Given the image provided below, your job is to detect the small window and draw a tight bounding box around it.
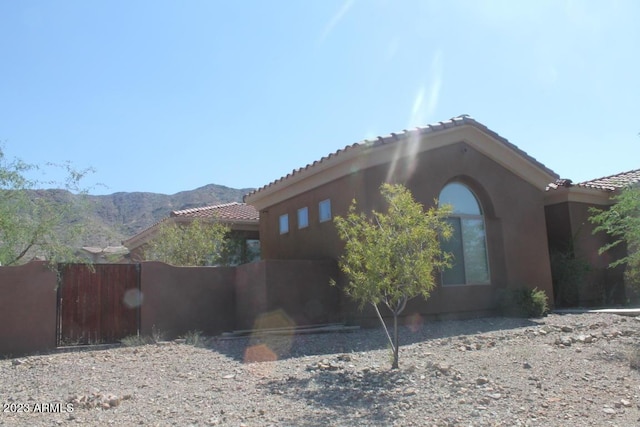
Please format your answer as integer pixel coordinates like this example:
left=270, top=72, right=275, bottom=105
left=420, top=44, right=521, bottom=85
left=319, top=199, right=332, bottom=223
left=279, top=214, right=289, bottom=234
left=298, top=207, right=309, bottom=229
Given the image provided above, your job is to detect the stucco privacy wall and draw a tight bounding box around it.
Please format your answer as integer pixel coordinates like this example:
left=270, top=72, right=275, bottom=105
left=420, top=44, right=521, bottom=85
left=235, top=259, right=341, bottom=330
left=257, top=141, right=554, bottom=318
left=140, top=262, right=236, bottom=339
left=0, top=262, right=57, bottom=357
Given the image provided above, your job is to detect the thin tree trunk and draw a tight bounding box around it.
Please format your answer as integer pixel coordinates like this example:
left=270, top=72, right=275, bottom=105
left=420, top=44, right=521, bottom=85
left=392, top=313, right=399, bottom=369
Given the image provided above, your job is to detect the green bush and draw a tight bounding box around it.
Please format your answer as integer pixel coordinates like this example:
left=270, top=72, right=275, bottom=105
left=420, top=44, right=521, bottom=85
left=181, top=330, right=205, bottom=347
left=499, top=287, right=549, bottom=318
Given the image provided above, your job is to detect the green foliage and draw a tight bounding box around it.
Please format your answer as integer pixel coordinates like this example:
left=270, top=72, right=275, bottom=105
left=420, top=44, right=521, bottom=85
left=549, top=248, right=590, bottom=307
left=590, top=186, right=640, bottom=290
left=499, top=287, right=549, bottom=318
left=181, top=330, right=206, bottom=347
left=142, top=218, right=229, bottom=266
left=120, top=334, right=156, bottom=347
left=121, top=326, right=165, bottom=347
left=332, top=183, right=452, bottom=368
left=0, top=147, right=94, bottom=266
left=220, top=235, right=261, bottom=266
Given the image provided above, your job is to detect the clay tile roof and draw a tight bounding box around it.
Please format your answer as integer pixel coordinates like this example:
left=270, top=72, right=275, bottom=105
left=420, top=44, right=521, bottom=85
left=170, top=202, right=259, bottom=222
left=244, top=115, right=557, bottom=201
left=576, top=169, right=640, bottom=191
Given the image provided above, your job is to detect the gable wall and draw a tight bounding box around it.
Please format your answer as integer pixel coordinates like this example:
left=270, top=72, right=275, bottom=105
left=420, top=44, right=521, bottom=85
left=258, top=141, right=554, bottom=317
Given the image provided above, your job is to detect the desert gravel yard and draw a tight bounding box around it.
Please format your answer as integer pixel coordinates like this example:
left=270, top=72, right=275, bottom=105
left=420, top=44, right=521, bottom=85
left=2, top=312, right=640, bottom=426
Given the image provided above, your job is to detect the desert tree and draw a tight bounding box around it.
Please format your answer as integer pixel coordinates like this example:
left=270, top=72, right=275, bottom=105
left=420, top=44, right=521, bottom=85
left=332, top=183, right=452, bottom=369
left=142, top=218, right=230, bottom=267
left=590, top=185, right=640, bottom=289
left=0, top=146, right=93, bottom=266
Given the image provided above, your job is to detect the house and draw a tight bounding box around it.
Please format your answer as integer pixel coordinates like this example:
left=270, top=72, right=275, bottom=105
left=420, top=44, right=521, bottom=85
left=123, top=202, right=260, bottom=265
left=545, top=169, right=640, bottom=306
left=79, top=245, right=130, bottom=263
left=244, top=115, right=560, bottom=320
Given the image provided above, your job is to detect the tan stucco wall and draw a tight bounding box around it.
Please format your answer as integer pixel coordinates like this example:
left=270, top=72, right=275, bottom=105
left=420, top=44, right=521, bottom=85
left=0, top=262, right=58, bottom=357
left=258, top=142, right=554, bottom=317
left=140, top=262, right=236, bottom=338
left=235, top=260, right=341, bottom=330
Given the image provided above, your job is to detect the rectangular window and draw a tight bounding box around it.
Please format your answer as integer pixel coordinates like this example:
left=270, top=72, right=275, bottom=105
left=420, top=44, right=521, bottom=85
left=297, top=207, right=309, bottom=229
left=442, top=218, right=465, bottom=285
left=319, top=199, right=332, bottom=223
left=279, top=214, right=289, bottom=234
left=441, top=217, right=490, bottom=285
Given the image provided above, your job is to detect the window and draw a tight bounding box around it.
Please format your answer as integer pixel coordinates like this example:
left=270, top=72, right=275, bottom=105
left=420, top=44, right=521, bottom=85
left=319, top=199, right=332, bottom=223
left=297, top=207, right=309, bottom=229
left=439, top=183, right=490, bottom=285
left=279, top=214, right=289, bottom=234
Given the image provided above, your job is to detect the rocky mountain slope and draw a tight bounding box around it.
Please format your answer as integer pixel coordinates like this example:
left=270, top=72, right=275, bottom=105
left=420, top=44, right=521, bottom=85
left=33, top=184, right=254, bottom=247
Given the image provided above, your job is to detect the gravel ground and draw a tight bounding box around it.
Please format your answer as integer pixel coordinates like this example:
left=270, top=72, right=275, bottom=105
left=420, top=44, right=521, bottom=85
left=2, top=312, right=640, bottom=427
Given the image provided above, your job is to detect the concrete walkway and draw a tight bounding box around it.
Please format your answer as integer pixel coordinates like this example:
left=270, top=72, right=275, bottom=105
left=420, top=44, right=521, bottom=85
left=554, top=307, right=640, bottom=317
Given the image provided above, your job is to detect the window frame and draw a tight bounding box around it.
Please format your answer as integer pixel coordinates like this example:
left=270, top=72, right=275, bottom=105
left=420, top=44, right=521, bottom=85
left=439, top=183, right=490, bottom=286
left=318, top=199, right=332, bottom=223
left=297, top=206, right=309, bottom=229
left=279, top=213, right=289, bottom=235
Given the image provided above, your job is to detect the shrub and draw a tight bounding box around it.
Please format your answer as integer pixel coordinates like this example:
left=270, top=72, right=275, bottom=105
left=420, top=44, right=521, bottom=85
left=499, top=287, right=549, bottom=318
left=629, top=346, right=640, bottom=370
left=120, top=326, right=165, bottom=347
left=120, top=335, right=155, bottom=347
left=181, top=330, right=205, bottom=347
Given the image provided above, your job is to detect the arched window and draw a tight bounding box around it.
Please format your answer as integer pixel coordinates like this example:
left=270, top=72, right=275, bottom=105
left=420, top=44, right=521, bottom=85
left=439, top=182, right=490, bottom=285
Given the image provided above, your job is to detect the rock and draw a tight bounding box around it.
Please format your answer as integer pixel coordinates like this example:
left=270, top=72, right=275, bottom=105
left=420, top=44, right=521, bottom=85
left=603, top=407, right=616, bottom=415
left=403, top=387, right=417, bottom=396
left=488, top=393, right=502, bottom=400
left=555, top=336, right=572, bottom=347
left=523, top=362, right=532, bottom=369
left=107, top=395, right=121, bottom=407
left=435, top=363, right=452, bottom=375
left=561, top=326, right=574, bottom=333
left=11, top=359, right=25, bottom=366
left=620, top=399, right=632, bottom=407
left=476, top=377, right=489, bottom=385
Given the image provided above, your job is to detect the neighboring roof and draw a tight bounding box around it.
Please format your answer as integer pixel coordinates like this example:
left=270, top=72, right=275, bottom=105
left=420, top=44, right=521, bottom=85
left=122, top=202, right=259, bottom=250
left=576, top=169, right=640, bottom=191
left=171, top=202, right=259, bottom=221
left=82, top=246, right=129, bottom=255
left=244, top=115, right=559, bottom=209
left=544, top=169, right=640, bottom=206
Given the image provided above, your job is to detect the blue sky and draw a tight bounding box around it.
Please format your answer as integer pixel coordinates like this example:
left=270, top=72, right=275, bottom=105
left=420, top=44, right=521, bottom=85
left=2, top=0, right=639, bottom=195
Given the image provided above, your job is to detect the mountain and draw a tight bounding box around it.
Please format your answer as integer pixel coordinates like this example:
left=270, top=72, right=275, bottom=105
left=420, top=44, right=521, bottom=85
left=35, top=184, right=255, bottom=248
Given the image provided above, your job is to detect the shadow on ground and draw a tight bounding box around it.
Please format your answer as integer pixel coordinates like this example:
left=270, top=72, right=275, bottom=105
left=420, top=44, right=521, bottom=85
left=258, top=365, right=418, bottom=426
left=208, top=315, right=542, bottom=364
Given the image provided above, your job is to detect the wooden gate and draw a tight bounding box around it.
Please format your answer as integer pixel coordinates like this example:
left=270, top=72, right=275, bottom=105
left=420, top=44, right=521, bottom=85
left=57, top=264, right=141, bottom=346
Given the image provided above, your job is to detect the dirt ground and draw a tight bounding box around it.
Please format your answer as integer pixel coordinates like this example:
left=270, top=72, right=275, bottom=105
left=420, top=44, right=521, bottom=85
left=1, top=312, right=640, bottom=426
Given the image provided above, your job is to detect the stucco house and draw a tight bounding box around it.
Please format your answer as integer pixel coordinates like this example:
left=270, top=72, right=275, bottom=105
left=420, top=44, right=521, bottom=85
left=545, top=169, right=640, bottom=306
left=244, top=115, right=561, bottom=320
left=123, top=202, right=260, bottom=265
